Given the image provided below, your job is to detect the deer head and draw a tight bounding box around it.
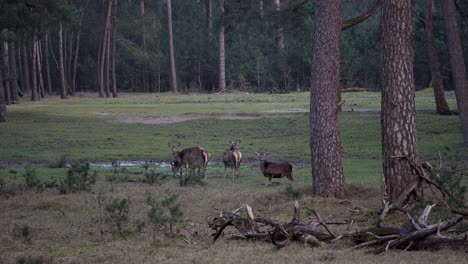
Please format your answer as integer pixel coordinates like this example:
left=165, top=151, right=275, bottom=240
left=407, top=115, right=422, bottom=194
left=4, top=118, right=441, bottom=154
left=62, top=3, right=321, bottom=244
left=255, top=151, right=269, bottom=161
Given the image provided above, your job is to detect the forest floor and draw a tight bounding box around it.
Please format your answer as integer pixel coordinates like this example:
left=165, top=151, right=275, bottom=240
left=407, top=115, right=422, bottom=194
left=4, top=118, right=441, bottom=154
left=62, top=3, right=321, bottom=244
left=0, top=90, right=467, bottom=263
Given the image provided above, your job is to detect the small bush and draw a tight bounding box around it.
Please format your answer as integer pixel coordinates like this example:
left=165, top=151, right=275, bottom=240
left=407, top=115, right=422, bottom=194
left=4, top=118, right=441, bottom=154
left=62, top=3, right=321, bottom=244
left=58, top=162, right=96, bottom=194
left=429, top=164, right=466, bottom=208
left=13, top=223, right=33, bottom=243
left=16, top=256, right=45, bottom=264
left=23, top=167, right=40, bottom=189
left=0, top=178, right=23, bottom=199
left=146, top=193, right=184, bottom=238
left=105, top=198, right=130, bottom=237
left=179, top=175, right=206, bottom=187
left=284, top=185, right=301, bottom=199
left=144, top=170, right=167, bottom=185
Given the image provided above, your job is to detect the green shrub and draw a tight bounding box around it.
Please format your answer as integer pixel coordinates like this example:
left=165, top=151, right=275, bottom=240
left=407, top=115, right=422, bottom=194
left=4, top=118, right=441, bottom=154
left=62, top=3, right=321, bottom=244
left=23, top=167, right=40, bottom=189
left=58, top=162, right=96, bottom=194
left=105, top=198, right=130, bottom=237
left=144, top=170, right=166, bottom=185
left=146, top=193, right=184, bottom=238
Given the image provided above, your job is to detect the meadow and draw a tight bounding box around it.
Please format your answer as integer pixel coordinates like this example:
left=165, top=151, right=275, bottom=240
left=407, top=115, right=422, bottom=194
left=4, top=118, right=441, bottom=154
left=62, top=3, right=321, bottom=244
left=0, top=90, right=467, bottom=263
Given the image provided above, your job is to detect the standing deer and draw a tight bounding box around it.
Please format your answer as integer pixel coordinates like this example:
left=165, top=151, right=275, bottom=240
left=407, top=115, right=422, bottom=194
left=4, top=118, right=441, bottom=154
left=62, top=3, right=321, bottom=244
left=169, top=143, right=210, bottom=179
left=222, top=140, right=243, bottom=179
left=255, top=151, right=294, bottom=184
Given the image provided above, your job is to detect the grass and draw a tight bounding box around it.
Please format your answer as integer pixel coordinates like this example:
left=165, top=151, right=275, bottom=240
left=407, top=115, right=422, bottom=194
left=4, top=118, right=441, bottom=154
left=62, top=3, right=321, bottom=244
left=0, top=91, right=467, bottom=263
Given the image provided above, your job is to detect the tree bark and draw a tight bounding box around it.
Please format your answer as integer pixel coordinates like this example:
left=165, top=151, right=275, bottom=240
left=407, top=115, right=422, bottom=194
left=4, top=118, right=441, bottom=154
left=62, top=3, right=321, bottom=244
left=100, top=0, right=113, bottom=98
left=59, top=23, right=67, bottom=99
left=111, top=0, right=118, bottom=98
left=97, top=34, right=104, bottom=97
left=167, top=0, right=178, bottom=92
left=8, top=41, right=20, bottom=102
left=45, top=32, right=52, bottom=94
left=381, top=0, right=419, bottom=203
left=274, top=0, right=285, bottom=50
left=0, top=70, right=6, bottom=122
left=105, top=1, right=112, bottom=98
left=310, top=0, right=345, bottom=198
left=259, top=0, right=264, bottom=17
left=441, top=0, right=468, bottom=145
left=22, top=42, right=31, bottom=94
left=218, top=0, right=226, bottom=92
left=31, top=36, right=39, bottom=101
left=67, top=31, right=74, bottom=95
left=206, top=0, right=213, bottom=40
left=72, top=0, right=91, bottom=94
left=3, top=36, right=11, bottom=105
left=16, top=40, right=24, bottom=95
left=140, top=0, right=149, bottom=93
left=425, top=0, right=451, bottom=115
left=37, top=40, right=45, bottom=98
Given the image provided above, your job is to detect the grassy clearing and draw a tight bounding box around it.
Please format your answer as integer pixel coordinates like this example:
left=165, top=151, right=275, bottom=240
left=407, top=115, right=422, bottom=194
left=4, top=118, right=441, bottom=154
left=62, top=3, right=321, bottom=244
left=0, top=91, right=467, bottom=263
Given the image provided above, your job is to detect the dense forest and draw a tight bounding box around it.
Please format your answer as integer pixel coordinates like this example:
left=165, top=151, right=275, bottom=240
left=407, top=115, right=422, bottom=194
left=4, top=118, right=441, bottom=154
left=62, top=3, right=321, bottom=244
left=0, top=0, right=467, bottom=100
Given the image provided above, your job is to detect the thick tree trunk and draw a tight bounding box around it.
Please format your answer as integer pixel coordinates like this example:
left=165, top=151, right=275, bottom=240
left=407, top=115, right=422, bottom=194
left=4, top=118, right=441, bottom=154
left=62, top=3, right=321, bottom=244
left=259, top=0, right=264, bottom=17
left=105, top=4, right=112, bottom=98
left=59, top=24, right=67, bottom=99
left=8, top=41, right=19, bottom=102
left=167, top=0, right=178, bottom=92
left=22, top=42, right=31, bottom=94
left=206, top=0, right=213, bottom=40
left=310, top=0, right=345, bottom=198
left=111, top=0, right=118, bottom=98
left=218, top=0, right=226, bottom=92
left=441, top=0, right=468, bottom=145
left=72, top=0, right=91, bottom=94
left=3, top=37, right=11, bottom=105
left=100, top=0, right=113, bottom=98
left=31, top=37, right=39, bottom=101
left=16, top=40, right=24, bottom=95
left=381, top=0, right=419, bottom=203
left=45, top=32, right=52, bottom=94
left=425, top=0, right=451, bottom=115
left=97, top=34, right=104, bottom=97
left=37, top=40, right=45, bottom=98
left=274, top=0, right=285, bottom=50
left=0, top=70, right=6, bottom=121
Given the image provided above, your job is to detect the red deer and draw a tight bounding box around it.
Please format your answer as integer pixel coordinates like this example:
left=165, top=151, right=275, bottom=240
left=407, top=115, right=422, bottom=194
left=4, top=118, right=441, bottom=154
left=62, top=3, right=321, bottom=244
left=169, top=143, right=210, bottom=179
left=255, top=151, right=294, bottom=184
left=222, top=140, right=243, bottom=179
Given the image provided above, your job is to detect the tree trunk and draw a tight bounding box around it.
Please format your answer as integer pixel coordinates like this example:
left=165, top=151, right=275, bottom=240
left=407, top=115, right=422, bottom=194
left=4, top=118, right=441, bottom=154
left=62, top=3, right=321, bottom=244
left=381, top=0, right=419, bottom=203
left=441, top=0, right=468, bottom=145
left=31, top=37, right=39, bottom=101
left=259, top=0, right=264, bottom=17
left=59, top=23, right=67, bottom=99
left=37, top=40, right=45, bottom=98
left=16, top=40, right=24, bottom=96
left=45, top=32, right=52, bottom=94
left=100, top=0, right=113, bottom=98
left=112, top=0, right=118, bottom=98
left=0, top=70, right=6, bottom=122
left=140, top=0, right=148, bottom=93
left=218, top=0, right=226, bottom=92
left=167, top=0, right=178, bottom=92
left=8, top=41, right=19, bottom=102
left=206, top=0, right=213, bottom=40
left=22, top=42, right=31, bottom=94
left=105, top=2, right=112, bottom=98
left=425, top=0, right=451, bottom=115
left=72, top=0, right=91, bottom=94
left=310, top=0, right=344, bottom=198
left=97, top=34, right=104, bottom=97
left=65, top=31, right=73, bottom=95
left=274, top=0, right=285, bottom=50
left=3, top=36, right=11, bottom=105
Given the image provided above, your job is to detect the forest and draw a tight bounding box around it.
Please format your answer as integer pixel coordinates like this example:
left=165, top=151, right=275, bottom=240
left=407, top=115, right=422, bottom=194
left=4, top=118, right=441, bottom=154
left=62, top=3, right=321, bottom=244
left=0, top=0, right=468, bottom=263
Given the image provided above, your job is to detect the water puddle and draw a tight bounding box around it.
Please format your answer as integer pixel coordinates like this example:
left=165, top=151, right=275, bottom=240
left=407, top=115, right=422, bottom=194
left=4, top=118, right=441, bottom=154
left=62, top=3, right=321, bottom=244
left=89, top=160, right=172, bottom=168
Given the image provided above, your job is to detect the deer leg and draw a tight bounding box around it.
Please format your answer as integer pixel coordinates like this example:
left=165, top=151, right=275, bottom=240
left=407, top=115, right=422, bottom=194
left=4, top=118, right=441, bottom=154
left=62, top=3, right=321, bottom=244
left=232, top=167, right=235, bottom=180
left=268, top=175, right=272, bottom=185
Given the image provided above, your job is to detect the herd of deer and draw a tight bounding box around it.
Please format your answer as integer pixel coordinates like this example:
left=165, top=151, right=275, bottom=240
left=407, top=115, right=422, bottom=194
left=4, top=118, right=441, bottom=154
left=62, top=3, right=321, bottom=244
left=168, top=141, right=294, bottom=184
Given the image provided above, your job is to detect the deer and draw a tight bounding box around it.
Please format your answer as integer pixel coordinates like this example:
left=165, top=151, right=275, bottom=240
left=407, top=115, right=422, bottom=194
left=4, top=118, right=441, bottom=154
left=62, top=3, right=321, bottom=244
left=168, top=143, right=210, bottom=179
left=255, top=151, right=294, bottom=185
left=222, top=140, right=243, bottom=179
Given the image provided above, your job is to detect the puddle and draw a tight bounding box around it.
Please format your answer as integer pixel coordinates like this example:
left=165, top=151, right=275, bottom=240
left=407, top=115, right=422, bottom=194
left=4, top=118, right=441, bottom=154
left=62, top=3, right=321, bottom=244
left=89, top=160, right=172, bottom=168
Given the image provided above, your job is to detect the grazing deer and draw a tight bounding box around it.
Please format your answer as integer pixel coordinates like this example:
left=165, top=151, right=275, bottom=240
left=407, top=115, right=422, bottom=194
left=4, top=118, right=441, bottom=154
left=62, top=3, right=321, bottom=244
left=168, top=143, right=210, bottom=179
left=223, top=140, right=243, bottom=179
left=255, top=151, right=294, bottom=184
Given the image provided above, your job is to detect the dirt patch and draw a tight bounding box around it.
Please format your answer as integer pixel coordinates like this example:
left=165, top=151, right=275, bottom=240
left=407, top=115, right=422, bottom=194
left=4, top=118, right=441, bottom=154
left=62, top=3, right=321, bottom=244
left=263, top=108, right=308, bottom=113
left=117, top=114, right=265, bottom=125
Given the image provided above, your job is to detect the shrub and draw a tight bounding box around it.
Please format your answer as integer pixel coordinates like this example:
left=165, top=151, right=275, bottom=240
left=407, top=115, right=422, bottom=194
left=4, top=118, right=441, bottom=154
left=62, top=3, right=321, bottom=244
left=144, top=170, right=166, bottom=185
left=105, top=198, right=130, bottom=237
left=58, top=162, right=96, bottom=194
left=13, top=223, right=33, bottom=243
left=47, top=154, right=70, bottom=168
left=23, top=167, right=40, bottom=189
left=0, top=178, right=23, bottom=199
left=146, top=193, right=183, bottom=238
